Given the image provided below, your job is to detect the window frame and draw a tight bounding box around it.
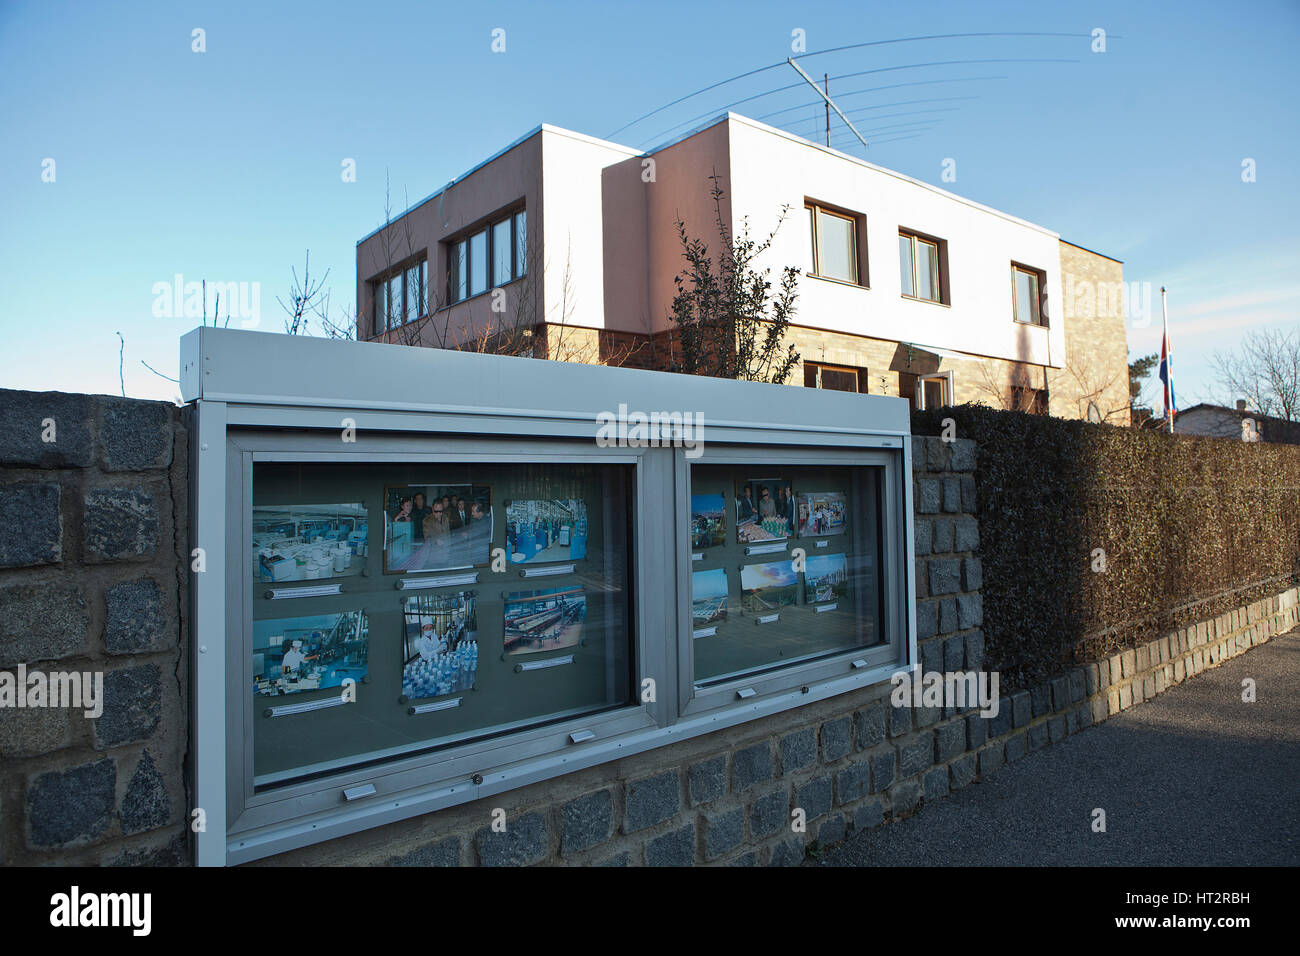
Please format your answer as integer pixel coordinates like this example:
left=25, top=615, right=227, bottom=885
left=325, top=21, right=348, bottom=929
left=805, top=200, right=867, bottom=287
left=445, top=206, right=527, bottom=306
left=804, top=361, right=864, bottom=393
left=372, top=257, right=427, bottom=333
left=915, top=371, right=954, bottom=411
left=1011, top=262, right=1048, bottom=327
left=899, top=228, right=949, bottom=305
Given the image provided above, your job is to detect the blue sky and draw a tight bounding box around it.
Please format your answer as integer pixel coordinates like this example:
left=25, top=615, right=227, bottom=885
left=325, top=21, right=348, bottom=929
left=1, top=0, right=1296, bottom=406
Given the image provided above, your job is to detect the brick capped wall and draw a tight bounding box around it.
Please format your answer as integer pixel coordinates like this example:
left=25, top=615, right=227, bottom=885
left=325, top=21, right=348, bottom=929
left=0, top=389, right=190, bottom=865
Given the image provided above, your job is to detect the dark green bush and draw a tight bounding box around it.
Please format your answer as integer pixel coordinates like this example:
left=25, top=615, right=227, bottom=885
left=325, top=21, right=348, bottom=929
left=913, top=405, right=1300, bottom=688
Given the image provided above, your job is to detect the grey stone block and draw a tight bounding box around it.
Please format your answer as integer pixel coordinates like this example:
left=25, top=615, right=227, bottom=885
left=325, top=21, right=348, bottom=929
left=0, top=391, right=94, bottom=468
left=1048, top=714, right=1067, bottom=744
left=1074, top=702, right=1093, bottom=730
left=944, top=634, right=965, bottom=671
left=953, top=516, right=980, bottom=552
left=83, top=487, right=159, bottom=562
left=949, top=439, right=976, bottom=472
left=854, top=702, right=886, bottom=751
left=959, top=473, right=977, bottom=512
left=820, top=717, right=852, bottom=763
left=727, top=852, right=757, bottom=867
left=780, top=728, right=816, bottom=774
left=768, top=835, right=805, bottom=867
left=688, top=754, right=727, bottom=806
left=749, top=788, right=788, bottom=837
left=890, top=779, right=923, bottom=817
left=104, top=577, right=167, bottom=654
left=949, top=752, right=977, bottom=790
left=475, top=811, right=547, bottom=867
left=854, top=798, right=884, bottom=831
left=941, top=477, right=961, bottom=513
left=732, top=741, right=773, bottom=791
left=915, top=704, right=942, bottom=729
left=0, top=582, right=89, bottom=665
left=920, top=638, right=942, bottom=674
left=916, top=600, right=938, bottom=640
left=913, top=518, right=932, bottom=556
left=966, top=712, right=987, bottom=750
left=388, top=837, right=460, bottom=866
left=1050, top=676, right=1071, bottom=711
left=939, top=599, right=958, bottom=635
left=1004, top=732, right=1027, bottom=763
left=964, top=629, right=985, bottom=672
left=922, top=767, right=949, bottom=800
left=929, top=558, right=961, bottom=596
left=95, top=665, right=162, bottom=748
left=624, top=771, right=681, bottom=833
left=916, top=478, right=941, bottom=513
left=835, top=762, right=869, bottom=805
left=934, top=720, right=966, bottom=763
left=703, top=807, right=744, bottom=861
left=957, top=594, right=983, bottom=630
left=930, top=518, right=954, bottom=553
left=888, top=701, right=912, bottom=737
left=816, top=813, right=847, bottom=846
left=899, top=735, right=933, bottom=777
left=962, top=557, right=982, bottom=592
left=910, top=436, right=925, bottom=470
left=869, top=750, right=895, bottom=793
left=1011, top=691, right=1032, bottom=728
left=120, top=751, right=170, bottom=835
left=987, top=703, right=1013, bottom=738
left=99, top=398, right=172, bottom=471
left=977, top=742, right=1004, bottom=777
left=1030, top=683, right=1051, bottom=718
left=561, top=788, right=614, bottom=854
left=646, top=824, right=695, bottom=866
left=925, top=436, right=951, bottom=471
left=795, top=775, right=833, bottom=821
left=0, top=705, right=80, bottom=758
left=26, top=758, right=116, bottom=848
left=0, top=482, right=62, bottom=568
left=1027, top=722, right=1048, bottom=752
left=1069, top=669, right=1086, bottom=703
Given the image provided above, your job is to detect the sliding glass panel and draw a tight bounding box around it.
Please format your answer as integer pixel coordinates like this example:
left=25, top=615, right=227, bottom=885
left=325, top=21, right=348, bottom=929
left=816, top=210, right=857, bottom=283
left=689, top=464, right=884, bottom=686
left=250, top=459, right=636, bottom=787
left=1014, top=269, right=1038, bottom=324
left=514, top=210, right=527, bottom=276
left=493, top=218, right=513, bottom=286
left=469, top=230, right=488, bottom=297
left=451, top=241, right=468, bottom=303
left=898, top=235, right=915, bottom=297
left=917, top=240, right=939, bottom=301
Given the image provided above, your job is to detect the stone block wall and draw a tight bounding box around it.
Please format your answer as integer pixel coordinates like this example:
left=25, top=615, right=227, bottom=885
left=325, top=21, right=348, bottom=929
left=0, top=389, right=190, bottom=865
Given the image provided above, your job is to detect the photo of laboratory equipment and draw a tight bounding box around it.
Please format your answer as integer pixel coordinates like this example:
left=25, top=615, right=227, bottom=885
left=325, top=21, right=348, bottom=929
left=505, top=499, right=588, bottom=564
left=252, top=503, right=368, bottom=583
left=503, top=585, right=586, bottom=655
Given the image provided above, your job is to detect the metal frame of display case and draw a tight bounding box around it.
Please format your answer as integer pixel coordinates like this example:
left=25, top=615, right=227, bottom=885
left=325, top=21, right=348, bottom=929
left=182, top=327, right=916, bottom=866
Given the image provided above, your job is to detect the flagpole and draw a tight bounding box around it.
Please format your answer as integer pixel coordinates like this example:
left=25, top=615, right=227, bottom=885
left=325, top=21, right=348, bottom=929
left=1161, top=286, right=1172, bottom=434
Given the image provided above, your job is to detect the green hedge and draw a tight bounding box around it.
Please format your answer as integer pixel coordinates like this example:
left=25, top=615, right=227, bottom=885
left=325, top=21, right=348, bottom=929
left=913, top=405, right=1300, bottom=688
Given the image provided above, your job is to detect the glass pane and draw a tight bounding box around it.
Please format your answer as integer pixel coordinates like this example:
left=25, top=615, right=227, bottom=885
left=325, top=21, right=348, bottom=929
left=1015, top=269, right=1037, bottom=324
left=493, top=219, right=513, bottom=286
left=923, top=379, right=945, bottom=409
left=917, top=240, right=939, bottom=301
left=469, top=230, right=488, bottom=297
left=451, top=241, right=467, bottom=302
left=816, top=210, right=856, bottom=282
left=388, top=275, right=403, bottom=325
left=690, top=464, right=883, bottom=685
left=806, top=207, right=816, bottom=273
left=251, top=459, right=635, bottom=785
left=405, top=265, right=421, bottom=320
left=374, top=281, right=387, bottom=332
left=820, top=368, right=858, bottom=392
left=515, top=210, right=527, bottom=276
left=899, top=235, right=915, bottom=297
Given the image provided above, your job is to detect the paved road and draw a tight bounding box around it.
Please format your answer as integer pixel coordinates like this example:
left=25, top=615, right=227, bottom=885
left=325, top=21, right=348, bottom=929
left=815, top=629, right=1300, bottom=866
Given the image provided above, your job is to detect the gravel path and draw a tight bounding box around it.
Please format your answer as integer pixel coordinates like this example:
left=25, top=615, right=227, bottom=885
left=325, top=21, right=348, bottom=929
left=814, top=629, right=1300, bottom=866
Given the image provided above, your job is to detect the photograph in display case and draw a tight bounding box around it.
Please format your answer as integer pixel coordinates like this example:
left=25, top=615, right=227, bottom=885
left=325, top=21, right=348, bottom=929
left=252, top=502, right=368, bottom=582
left=797, top=492, right=847, bottom=538
left=736, top=477, right=794, bottom=542
left=503, top=585, right=587, bottom=655
left=691, top=493, right=727, bottom=549
left=505, top=499, right=588, bottom=564
left=252, top=610, right=369, bottom=697
left=402, top=591, right=479, bottom=700
left=804, top=553, right=849, bottom=603
left=383, top=484, right=492, bottom=573
left=740, top=560, right=798, bottom=614
left=691, top=568, right=729, bottom=626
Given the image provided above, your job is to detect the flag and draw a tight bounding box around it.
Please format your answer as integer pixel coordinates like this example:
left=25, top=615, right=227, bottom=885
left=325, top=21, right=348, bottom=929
left=1159, top=288, right=1176, bottom=429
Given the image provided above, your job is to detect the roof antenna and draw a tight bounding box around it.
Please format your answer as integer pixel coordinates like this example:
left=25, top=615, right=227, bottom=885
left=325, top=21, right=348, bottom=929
left=787, top=57, right=868, bottom=148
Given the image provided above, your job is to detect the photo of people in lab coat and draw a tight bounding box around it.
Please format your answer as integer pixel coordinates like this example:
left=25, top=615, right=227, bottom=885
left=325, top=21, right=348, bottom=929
left=384, top=483, right=493, bottom=573
left=401, top=590, right=478, bottom=700
left=252, top=610, right=370, bottom=697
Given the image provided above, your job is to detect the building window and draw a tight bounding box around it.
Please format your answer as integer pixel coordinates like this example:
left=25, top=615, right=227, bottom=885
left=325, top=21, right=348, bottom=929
left=447, top=207, right=527, bottom=305
left=899, top=230, right=947, bottom=304
left=1012, top=263, right=1047, bottom=326
left=373, top=259, right=427, bottom=333
left=805, top=202, right=863, bottom=284
left=916, top=372, right=952, bottom=410
left=1011, top=385, right=1048, bottom=414
left=804, top=362, right=863, bottom=393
